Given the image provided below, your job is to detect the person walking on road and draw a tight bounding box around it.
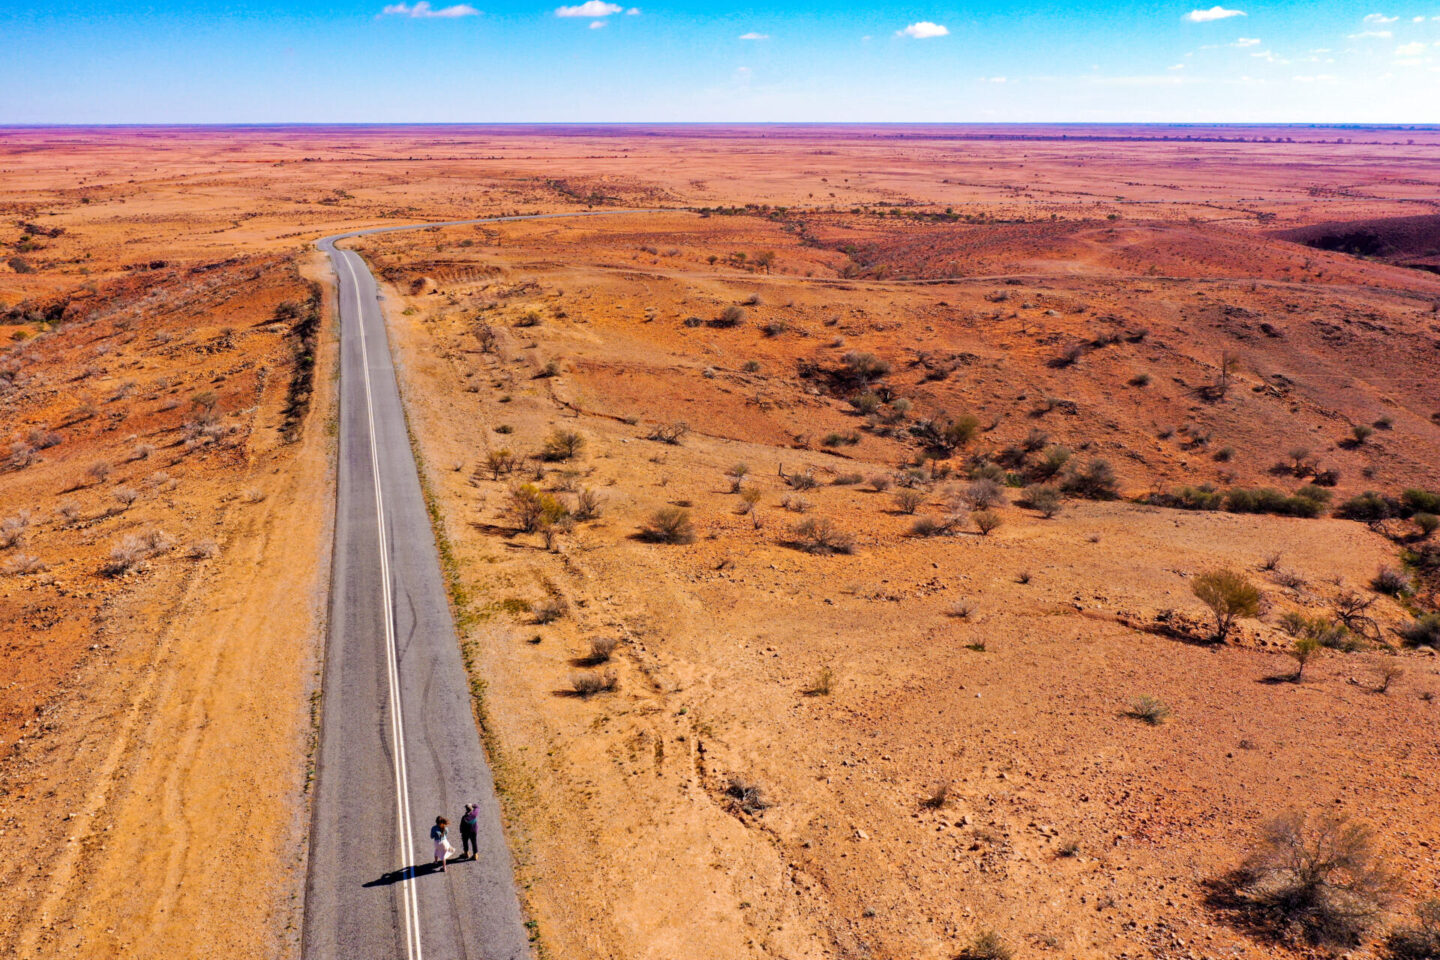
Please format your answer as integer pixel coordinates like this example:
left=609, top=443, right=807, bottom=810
left=431, top=816, right=454, bottom=871
left=459, top=803, right=479, bottom=861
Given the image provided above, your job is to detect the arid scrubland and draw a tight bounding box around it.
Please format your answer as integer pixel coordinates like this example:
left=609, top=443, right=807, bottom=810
left=3, top=125, right=1440, bottom=958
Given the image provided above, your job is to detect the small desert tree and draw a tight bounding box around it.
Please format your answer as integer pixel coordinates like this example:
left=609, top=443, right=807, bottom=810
left=1288, top=635, right=1321, bottom=682
left=1191, top=568, right=1262, bottom=643
left=541, top=429, right=585, bottom=462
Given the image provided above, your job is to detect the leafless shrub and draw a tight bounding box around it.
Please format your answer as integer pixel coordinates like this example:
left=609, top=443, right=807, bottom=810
left=1373, top=662, right=1404, bottom=694
left=648, top=421, right=689, bottom=445
left=781, top=495, right=811, bottom=513
left=0, top=511, right=30, bottom=549
left=5, top=442, right=38, bottom=470
left=102, top=536, right=149, bottom=576
left=28, top=429, right=62, bottom=450
left=472, top=322, right=499, bottom=353
left=186, top=540, right=220, bottom=560
left=641, top=507, right=696, bottom=544
left=130, top=443, right=155, bottom=461
left=570, top=669, right=618, bottom=697
left=966, top=479, right=1005, bottom=510
left=111, top=486, right=140, bottom=510
left=894, top=488, right=926, bottom=514
left=1261, top=551, right=1283, bottom=572
left=483, top=448, right=518, bottom=479
left=572, top=487, right=603, bottom=520
left=869, top=474, right=892, bottom=493
left=920, top=781, right=950, bottom=809
left=783, top=468, right=818, bottom=491
left=910, top=511, right=964, bottom=537
left=714, top=305, right=746, bottom=327
left=534, top=597, right=569, bottom=624
left=584, top=636, right=619, bottom=664
left=947, top=602, right=973, bottom=619
left=804, top=665, right=834, bottom=696
left=86, top=460, right=111, bottom=484
left=139, top=528, right=175, bottom=554
left=956, top=930, right=1012, bottom=960
left=1387, top=899, right=1440, bottom=960
left=724, top=775, right=770, bottom=814
left=3, top=554, right=45, bottom=576
left=1225, top=810, right=1395, bottom=947
left=1371, top=566, right=1411, bottom=597
left=57, top=502, right=81, bottom=524
left=792, top=516, right=855, bottom=555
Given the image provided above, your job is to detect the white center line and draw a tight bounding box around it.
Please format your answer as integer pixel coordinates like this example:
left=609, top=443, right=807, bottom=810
left=342, top=250, right=424, bottom=960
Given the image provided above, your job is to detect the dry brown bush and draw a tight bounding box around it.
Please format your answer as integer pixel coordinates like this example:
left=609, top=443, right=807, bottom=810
left=792, top=516, right=855, bottom=555
left=570, top=669, right=618, bottom=697
left=1225, top=810, right=1395, bottom=948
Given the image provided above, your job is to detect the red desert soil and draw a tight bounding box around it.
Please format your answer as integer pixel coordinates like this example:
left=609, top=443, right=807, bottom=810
left=2, top=124, right=1439, bottom=959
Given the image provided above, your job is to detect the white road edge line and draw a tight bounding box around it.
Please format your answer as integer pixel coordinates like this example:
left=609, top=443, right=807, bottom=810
left=342, top=250, right=424, bottom=960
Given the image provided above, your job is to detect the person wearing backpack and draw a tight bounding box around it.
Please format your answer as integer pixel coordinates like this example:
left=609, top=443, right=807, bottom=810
left=459, top=803, right=479, bottom=861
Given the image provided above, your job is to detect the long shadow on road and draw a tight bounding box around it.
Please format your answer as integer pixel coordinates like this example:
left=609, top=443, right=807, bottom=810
left=362, top=859, right=476, bottom=888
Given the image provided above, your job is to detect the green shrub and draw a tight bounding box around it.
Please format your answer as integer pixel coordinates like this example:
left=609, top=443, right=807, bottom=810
left=641, top=507, right=696, bottom=544
left=1128, top=695, right=1171, bottom=725
left=1336, top=491, right=1393, bottom=523
left=1061, top=458, right=1119, bottom=500
left=541, top=429, right=585, bottom=461
left=1191, top=568, right=1262, bottom=642
left=1399, top=613, right=1440, bottom=647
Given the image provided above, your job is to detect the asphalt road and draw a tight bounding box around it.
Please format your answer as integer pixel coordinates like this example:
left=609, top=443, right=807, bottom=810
left=305, top=211, right=667, bottom=959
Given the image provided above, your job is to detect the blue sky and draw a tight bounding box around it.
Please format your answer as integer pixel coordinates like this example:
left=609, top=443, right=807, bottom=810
left=2, top=0, right=1437, bottom=122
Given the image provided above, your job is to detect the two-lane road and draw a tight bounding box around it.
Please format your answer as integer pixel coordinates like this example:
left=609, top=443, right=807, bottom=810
left=303, top=234, right=530, bottom=960
left=305, top=211, right=664, bottom=959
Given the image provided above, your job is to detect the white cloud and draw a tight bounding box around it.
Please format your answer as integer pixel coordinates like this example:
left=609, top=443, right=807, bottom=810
left=1185, top=6, right=1245, bottom=21
left=380, top=1, right=479, bottom=16
left=1251, top=49, right=1290, bottom=62
left=555, top=0, right=621, bottom=16
left=1233, top=36, right=1261, bottom=45
left=1413, top=15, right=1426, bottom=21
left=1168, top=62, right=1186, bottom=69
left=1363, top=12, right=1398, bottom=22
left=897, top=21, right=949, bottom=38
left=589, top=19, right=605, bottom=27
left=1349, top=29, right=1394, bottom=37
left=979, top=75, right=1007, bottom=82
left=738, top=31, right=769, bottom=39
left=626, top=7, right=639, bottom=13
left=1396, top=40, right=1428, bottom=54
left=1292, top=73, right=1339, bottom=81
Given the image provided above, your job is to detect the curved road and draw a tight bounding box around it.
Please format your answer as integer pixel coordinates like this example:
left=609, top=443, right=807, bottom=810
left=304, top=212, right=666, bottom=960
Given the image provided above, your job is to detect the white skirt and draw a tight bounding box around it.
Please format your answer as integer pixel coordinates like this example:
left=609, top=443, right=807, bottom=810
left=435, top=837, right=454, bottom=859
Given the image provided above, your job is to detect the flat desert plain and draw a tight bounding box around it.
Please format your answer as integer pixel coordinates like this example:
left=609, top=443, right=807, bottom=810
left=2, top=125, right=1439, bottom=960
